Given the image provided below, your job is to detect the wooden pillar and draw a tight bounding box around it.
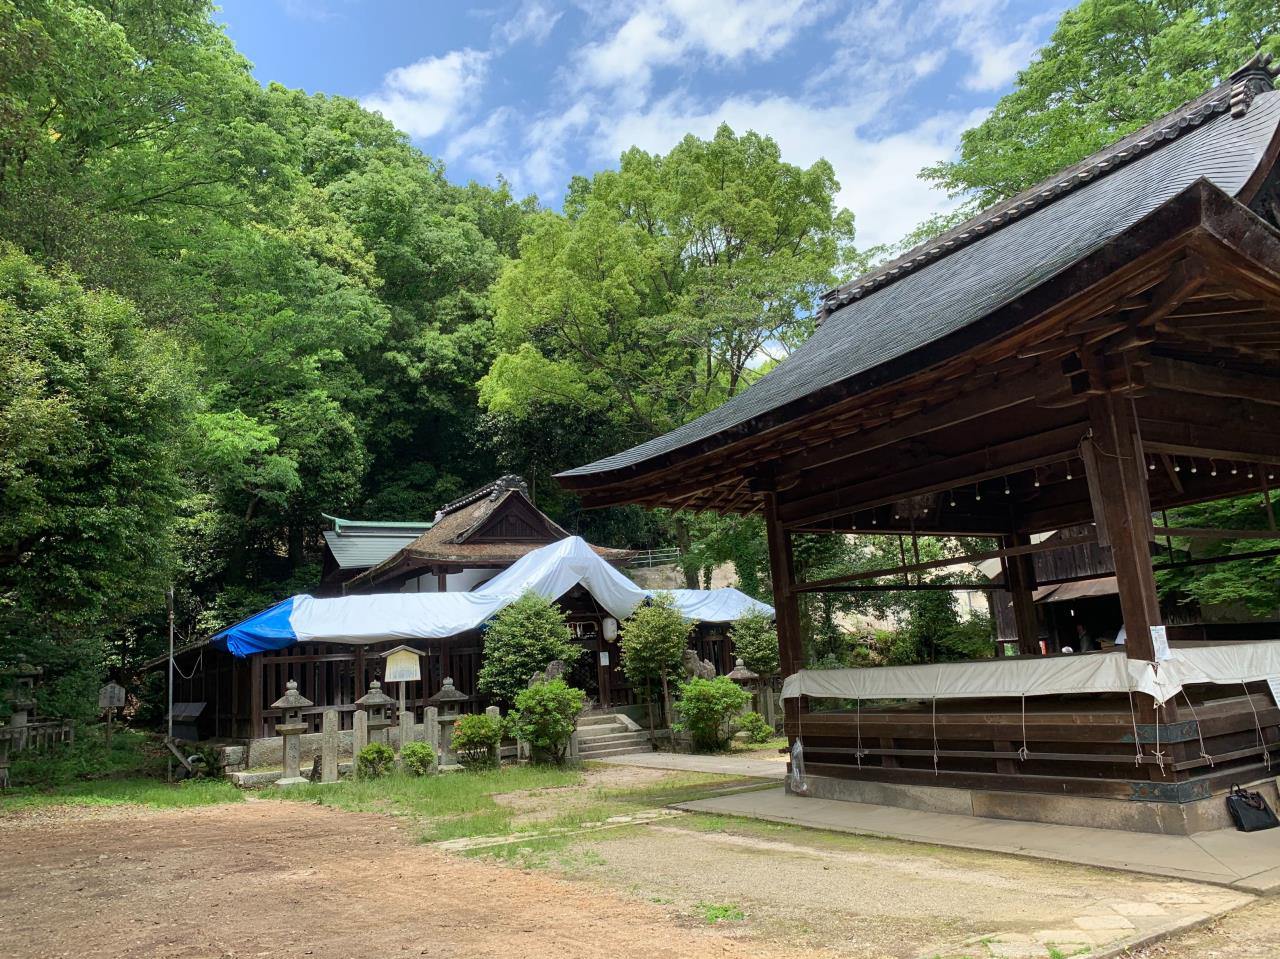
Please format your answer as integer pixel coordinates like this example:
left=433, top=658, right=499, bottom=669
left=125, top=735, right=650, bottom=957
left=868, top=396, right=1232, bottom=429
left=1084, top=392, right=1159, bottom=662
left=764, top=491, right=805, bottom=731
left=249, top=654, right=264, bottom=739
left=1003, top=533, right=1041, bottom=655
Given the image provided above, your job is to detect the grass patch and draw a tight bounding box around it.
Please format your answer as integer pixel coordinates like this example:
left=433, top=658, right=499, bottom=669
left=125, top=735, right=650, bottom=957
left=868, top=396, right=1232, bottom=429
left=1, top=727, right=242, bottom=812
left=731, top=736, right=787, bottom=754
left=697, top=902, right=745, bottom=924
left=1, top=776, right=241, bottom=811
left=269, top=764, right=583, bottom=841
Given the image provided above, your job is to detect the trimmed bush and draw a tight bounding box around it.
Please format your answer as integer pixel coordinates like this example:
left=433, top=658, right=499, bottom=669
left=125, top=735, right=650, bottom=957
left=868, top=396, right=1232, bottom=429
left=452, top=713, right=504, bottom=768
left=400, top=741, right=437, bottom=776
left=734, top=711, right=773, bottom=744
left=509, top=679, right=586, bottom=765
left=356, top=742, right=395, bottom=778
left=477, top=593, right=580, bottom=707
left=729, top=610, right=779, bottom=676
left=675, top=676, right=751, bottom=751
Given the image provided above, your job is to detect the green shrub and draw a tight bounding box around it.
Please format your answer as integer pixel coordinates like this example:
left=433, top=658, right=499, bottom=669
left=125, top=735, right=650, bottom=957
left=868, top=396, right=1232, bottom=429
left=730, top=611, right=779, bottom=676
left=400, top=741, right=437, bottom=776
left=675, top=676, right=752, bottom=751
left=452, top=713, right=504, bottom=768
left=477, top=593, right=581, bottom=707
left=509, top=679, right=586, bottom=765
left=356, top=742, right=395, bottom=778
left=734, top=711, right=773, bottom=744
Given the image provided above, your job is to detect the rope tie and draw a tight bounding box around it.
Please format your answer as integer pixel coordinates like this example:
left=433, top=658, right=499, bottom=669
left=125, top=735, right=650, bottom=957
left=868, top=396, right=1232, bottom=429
left=1180, top=690, right=1214, bottom=768
left=931, top=698, right=939, bottom=775
left=1151, top=701, right=1168, bottom=776
left=855, top=698, right=864, bottom=767
left=1017, top=694, right=1030, bottom=762
left=1126, top=688, right=1144, bottom=767
left=1243, top=683, right=1272, bottom=771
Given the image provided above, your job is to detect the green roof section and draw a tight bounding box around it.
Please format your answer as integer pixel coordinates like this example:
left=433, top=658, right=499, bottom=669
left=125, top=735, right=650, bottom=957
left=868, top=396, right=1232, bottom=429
left=321, top=513, right=435, bottom=570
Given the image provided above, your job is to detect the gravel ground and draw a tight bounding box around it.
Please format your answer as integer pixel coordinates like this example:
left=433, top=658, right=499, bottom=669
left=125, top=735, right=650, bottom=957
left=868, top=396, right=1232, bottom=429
left=1122, top=895, right=1280, bottom=959
left=531, top=818, right=1246, bottom=959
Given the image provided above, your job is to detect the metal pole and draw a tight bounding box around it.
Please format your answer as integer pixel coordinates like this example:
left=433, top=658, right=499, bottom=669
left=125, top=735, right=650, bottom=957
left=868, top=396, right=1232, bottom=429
left=167, top=587, right=175, bottom=783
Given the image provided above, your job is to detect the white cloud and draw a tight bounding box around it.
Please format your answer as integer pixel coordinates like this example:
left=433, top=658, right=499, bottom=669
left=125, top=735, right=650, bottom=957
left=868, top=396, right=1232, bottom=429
left=494, top=0, right=563, bottom=47
left=362, top=49, right=491, bottom=139
left=574, top=0, right=826, bottom=93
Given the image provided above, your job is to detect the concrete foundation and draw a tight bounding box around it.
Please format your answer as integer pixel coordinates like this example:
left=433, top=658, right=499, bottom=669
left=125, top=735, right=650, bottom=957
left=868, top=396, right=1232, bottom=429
left=793, top=772, right=1280, bottom=836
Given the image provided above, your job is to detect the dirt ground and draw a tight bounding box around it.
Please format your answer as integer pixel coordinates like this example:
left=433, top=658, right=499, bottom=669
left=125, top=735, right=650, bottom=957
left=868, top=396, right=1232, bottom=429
left=531, top=817, right=1250, bottom=958
left=1124, top=896, right=1280, bottom=959
left=0, top=799, right=795, bottom=959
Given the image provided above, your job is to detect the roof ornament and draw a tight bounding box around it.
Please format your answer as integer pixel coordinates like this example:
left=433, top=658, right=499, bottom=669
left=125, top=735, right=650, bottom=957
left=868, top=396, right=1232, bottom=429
left=1230, top=51, right=1279, bottom=118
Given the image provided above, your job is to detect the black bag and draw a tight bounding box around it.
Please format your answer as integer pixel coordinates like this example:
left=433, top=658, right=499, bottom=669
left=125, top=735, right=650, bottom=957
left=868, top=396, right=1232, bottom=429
left=1226, top=783, right=1280, bottom=832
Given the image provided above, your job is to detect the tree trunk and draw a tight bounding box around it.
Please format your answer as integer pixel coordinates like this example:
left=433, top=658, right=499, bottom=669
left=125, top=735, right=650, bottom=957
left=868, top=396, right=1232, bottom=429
left=672, top=515, right=698, bottom=589
left=660, top=672, right=672, bottom=738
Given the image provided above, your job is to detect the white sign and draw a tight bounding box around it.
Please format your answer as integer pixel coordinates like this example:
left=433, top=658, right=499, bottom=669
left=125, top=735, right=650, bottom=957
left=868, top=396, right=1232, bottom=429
left=98, top=681, right=125, bottom=708
left=383, top=648, right=422, bottom=683
left=598, top=651, right=610, bottom=667
left=1267, top=677, right=1280, bottom=708
left=1152, top=625, right=1172, bottom=662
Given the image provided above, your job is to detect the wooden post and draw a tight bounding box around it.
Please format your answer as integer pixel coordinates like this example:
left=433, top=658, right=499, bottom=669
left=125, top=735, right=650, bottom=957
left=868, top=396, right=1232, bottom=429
left=764, top=491, right=804, bottom=732
left=1003, top=533, right=1041, bottom=655
left=250, top=655, right=264, bottom=739
left=1085, top=393, right=1160, bottom=663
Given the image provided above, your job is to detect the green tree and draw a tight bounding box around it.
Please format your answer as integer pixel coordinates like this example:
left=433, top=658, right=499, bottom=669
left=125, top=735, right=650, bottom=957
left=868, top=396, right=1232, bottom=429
left=674, top=676, right=751, bottom=752
left=730, top=611, right=779, bottom=677
left=619, top=593, right=692, bottom=732
left=476, top=593, right=580, bottom=708
left=0, top=245, right=197, bottom=717
left=1157, top=493, right=1280, bottom=617
left=509, top=678, right=586, bottom=765
left=922, top=0, right=1280, bottom=211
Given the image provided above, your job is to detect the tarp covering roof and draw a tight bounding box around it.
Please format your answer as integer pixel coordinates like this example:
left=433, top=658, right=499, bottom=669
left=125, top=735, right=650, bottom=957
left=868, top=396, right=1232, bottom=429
left=781, top=641, right=1280, bottom=706
left=212, top=536, right=773, bottom=657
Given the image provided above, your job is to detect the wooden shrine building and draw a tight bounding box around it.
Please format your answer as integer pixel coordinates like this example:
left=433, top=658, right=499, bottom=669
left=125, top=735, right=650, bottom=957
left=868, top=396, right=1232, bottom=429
left=344, top=474, right=633, bottom=594
left=559, top=57, right=1280, bottom=832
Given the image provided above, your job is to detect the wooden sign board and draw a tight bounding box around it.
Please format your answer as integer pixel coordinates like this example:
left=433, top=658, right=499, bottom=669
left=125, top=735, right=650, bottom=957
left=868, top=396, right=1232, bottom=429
left=98, top=681, right=126, bottom=709
left=383, top=648, right=422, bottom=684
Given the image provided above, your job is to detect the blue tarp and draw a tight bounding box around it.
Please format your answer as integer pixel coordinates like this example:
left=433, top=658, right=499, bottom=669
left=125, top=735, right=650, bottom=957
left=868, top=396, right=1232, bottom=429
left=211, top=536, right=773, bottom=657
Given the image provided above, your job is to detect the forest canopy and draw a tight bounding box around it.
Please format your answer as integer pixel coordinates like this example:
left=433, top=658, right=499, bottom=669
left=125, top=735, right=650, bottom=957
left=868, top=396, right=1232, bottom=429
left=1, top=0, right=1276, bottom=716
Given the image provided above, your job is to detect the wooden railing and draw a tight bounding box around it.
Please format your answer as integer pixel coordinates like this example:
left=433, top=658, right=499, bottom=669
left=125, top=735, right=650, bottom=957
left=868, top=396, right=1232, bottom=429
left=0, top=719, right=75, bottom=753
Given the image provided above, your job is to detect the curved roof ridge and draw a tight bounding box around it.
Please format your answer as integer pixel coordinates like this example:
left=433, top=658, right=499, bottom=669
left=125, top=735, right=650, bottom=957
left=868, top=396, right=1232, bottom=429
left=820, top=83, right=1237, bottom=320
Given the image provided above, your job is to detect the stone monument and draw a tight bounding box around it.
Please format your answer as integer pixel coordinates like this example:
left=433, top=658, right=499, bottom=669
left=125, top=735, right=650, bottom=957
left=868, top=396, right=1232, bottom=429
left=320, top=708, right=340, bottom=783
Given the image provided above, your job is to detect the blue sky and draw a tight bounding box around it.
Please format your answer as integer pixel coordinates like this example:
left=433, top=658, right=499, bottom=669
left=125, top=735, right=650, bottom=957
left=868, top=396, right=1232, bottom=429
left=218, top=0, right=1065, bottom=247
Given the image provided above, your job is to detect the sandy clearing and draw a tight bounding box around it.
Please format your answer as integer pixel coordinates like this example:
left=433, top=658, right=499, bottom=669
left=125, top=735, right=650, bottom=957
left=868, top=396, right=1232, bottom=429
left=0, top=800, right=800, bottom=959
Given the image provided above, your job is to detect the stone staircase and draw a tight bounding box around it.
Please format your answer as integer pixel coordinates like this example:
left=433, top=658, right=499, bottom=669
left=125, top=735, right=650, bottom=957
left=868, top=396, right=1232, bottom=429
left=575, top=713, right=653, bottom=760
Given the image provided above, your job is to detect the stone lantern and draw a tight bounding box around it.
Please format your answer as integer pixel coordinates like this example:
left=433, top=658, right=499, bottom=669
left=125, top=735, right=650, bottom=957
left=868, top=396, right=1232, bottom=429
left=2, top=657, right=41, bottom=752
left=356, top=678, right=395, bottom=744
left=425, top=677, right=469, bottom=767
left=726, top=657, right=764, bottom=724
left=271, top=679, right=313, bottom=787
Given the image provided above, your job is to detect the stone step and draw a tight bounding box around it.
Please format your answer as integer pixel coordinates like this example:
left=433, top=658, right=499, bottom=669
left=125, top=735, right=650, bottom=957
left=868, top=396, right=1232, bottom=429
left=577, top=714, right=625, bottom=727
left=578, top=743, right=653, bottom=759
left=577, top=731, right=650, bottom=748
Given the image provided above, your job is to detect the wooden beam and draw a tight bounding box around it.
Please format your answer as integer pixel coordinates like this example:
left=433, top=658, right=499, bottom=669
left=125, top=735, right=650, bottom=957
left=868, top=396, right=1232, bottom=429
left=1004, top=532, right=1041, bottom=655
left=1084, top=393, right=1160, bottom=664
left=778, top=422, right=1087, bottom=529
left=792, top=532, right=1095, bottom=592
left=1145, top=356, right=1280, bottom=408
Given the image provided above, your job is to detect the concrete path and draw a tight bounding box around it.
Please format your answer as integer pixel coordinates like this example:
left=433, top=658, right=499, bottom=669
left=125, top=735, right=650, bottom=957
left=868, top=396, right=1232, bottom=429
left=675, top=787, right=1280, bottom=893
left=594, top=750, right=787, bottom=779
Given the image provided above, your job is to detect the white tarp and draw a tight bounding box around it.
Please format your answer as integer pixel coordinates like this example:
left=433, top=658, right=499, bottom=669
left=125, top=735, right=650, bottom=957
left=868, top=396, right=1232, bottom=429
left=781, top=642, right=1280, bottom=705
left=279, top=536, right=772, bottom=647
